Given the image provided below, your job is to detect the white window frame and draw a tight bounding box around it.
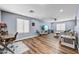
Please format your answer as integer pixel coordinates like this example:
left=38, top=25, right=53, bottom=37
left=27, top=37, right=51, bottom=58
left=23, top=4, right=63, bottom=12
left=56, top=23, right=65, bottom=31
left=17, top=18, right=30, bottom=33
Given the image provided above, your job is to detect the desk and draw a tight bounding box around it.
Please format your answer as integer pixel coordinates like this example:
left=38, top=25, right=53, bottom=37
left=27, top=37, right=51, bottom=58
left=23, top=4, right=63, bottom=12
left=0, top=35, right=14, bottom=41
left=0, top=34, right=14, bottom=53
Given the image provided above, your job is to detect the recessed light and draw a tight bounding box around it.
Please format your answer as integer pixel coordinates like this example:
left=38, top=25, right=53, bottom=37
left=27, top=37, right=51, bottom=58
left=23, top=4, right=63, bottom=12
left=59, top=9, right=63, bottom=12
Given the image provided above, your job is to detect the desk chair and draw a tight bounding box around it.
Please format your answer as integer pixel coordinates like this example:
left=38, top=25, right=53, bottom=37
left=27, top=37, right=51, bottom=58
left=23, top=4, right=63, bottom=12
left=5, top=32, right=18, bottom=52
left=5, top=32, right=18, bottom=45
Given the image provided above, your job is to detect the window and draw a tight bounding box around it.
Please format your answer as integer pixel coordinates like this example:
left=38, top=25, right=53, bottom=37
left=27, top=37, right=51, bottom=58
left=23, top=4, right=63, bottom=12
left=56, top=23, right=65, bottom=31
left=17, top=18, right=29, bottom=33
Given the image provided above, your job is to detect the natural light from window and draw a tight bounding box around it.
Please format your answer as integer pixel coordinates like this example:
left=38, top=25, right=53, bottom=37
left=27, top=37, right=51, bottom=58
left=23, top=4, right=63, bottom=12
left=56, top=23, right=65, bottom=31
left=17, top=18, right=29, bottom=33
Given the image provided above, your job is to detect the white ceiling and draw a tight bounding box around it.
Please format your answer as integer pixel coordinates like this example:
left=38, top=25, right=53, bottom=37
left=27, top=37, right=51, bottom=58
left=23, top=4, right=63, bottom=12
left=0, top=4, right=79, bottom=21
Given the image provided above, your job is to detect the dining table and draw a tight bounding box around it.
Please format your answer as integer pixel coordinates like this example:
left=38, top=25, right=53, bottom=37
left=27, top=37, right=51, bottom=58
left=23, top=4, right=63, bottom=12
left=0, top=34, right=15, bottom=53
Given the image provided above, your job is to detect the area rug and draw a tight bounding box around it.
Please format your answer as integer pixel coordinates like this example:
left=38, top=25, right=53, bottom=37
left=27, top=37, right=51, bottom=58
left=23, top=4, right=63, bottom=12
left=3, top=41, right=29, bottom=54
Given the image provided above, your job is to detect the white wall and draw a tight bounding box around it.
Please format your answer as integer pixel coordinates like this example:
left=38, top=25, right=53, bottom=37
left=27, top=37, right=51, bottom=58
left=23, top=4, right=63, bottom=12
left=0, top=10, right=1, bottom=21
left=51, top=20, right=75, bottom=32
left=75, top=8, right=79, bottom=50
left=1, top=11, right=42, bottom=40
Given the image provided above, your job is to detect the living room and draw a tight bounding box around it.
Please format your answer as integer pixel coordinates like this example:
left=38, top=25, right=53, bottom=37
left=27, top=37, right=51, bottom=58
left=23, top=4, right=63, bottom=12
left=0, top=4, right=79, bottom=54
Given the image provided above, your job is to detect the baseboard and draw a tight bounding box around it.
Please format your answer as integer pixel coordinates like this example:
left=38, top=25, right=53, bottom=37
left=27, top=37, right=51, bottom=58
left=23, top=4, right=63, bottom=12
left=16, top=35, right=38, bottom=41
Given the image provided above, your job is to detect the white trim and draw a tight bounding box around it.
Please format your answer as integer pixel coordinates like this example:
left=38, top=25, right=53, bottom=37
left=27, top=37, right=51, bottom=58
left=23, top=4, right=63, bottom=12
left=16, top=35, right=38, bottom=41
left=0, top=10, right=1, bottom=22
left=78, top=48, right=79, bottom=52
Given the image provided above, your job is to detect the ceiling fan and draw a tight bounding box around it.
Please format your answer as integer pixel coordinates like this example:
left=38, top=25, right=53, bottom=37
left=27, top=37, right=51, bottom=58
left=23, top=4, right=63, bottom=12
left=54, top=18, right=57, bottom=21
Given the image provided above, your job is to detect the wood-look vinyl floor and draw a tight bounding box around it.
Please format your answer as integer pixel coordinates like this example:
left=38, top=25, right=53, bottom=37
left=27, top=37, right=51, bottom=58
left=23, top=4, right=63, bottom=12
left=22, top=34, right=78, bottom=54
